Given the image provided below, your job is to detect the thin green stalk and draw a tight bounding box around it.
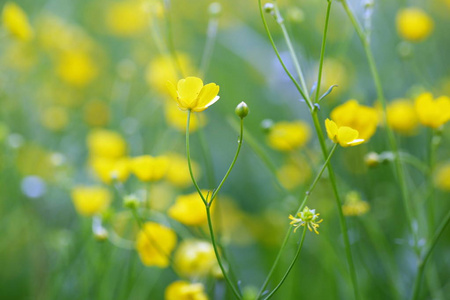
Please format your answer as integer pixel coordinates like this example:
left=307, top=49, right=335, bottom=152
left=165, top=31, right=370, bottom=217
left=263, top=228, right=307, bottom=300
left=412, top=210, right=450, bottom=300
left=163, top=0, right=184, bottom=78
left=199, top=15, right=220, bottom=78
left=197, top=126, right=216, bottom=189
left=257, top=144, right=338, bottom=299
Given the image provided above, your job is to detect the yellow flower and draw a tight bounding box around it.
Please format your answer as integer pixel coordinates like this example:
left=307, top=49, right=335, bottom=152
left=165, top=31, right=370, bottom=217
left=342, top=191, right=370, bottom=216
left=386, top=99, right=419, bottom=135
left=165, top=153, right=200, bottom=188
left=90, top=157, right=130, bottom=184
left=87, top=129, right=127, bottom=159
left=330, top=99, right=379, bottom=141
left=165, top=281, right=208, bottom=300
left=56, top=50, right=98, bottom=87
left=325, top=119, right=364, bottom=147
left=174, top=240, right=217, bottom=278
left=136, top=222, right=177, bottom=267
left=71, top=186, right=111, bottom=216
left=105, top=0, right=148, bottom=37
left=435, top=163, right=450, bottom=192
left=267, top=121, right=311, bottom=151
left=165, top=101, right=206, bottom=133
left=277, top=158, right=311, bottom=189
left=414, top=92, right=450, bottom=128
left=40, top=106, right=69, bottom=131
left=289, top=206, right=323, bottom=234
left=396, top=8, right=433, bottom=42
left=168, top=191, right=210, bottom=226
left=167, top=77, right=220, bottom=112
left=2, top=2, right=33, bottom=42
left=130, top=155, right=169, bottom=182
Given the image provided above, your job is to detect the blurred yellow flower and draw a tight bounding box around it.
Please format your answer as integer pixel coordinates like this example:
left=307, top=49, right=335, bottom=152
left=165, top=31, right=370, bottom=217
left=83, top=100, right=110, bottom=127
left=267, top=121, right=311, bottom=151
left=2, top=2, right=33, bottom=42
left=136, top=222, right=177, bottom=267
left=168, top=191, right=210, bottom=226
left=325, top=119, right=364, bottom=147
left=174, top=240, right=217, bottom=278
left=90, top=157, right=130, bottom=184
left=165, top=153, right=200, bottom=188
left=71, top=186, right=111, bottom=216
left=386, top=99, right=419, bottom=135
left=105, top=0, right=148, bottom=37
left=320, top=58, right=351, bottom=97
left=277, top=160, right=310, bottom=190
left=165, top=101, right=206, bottom=133
left=396, top=8, right=433, bottom=42
left=331, top=99, right=379, bottom=141
left=87, top=129, right=127, bottom=159
left=130, top=155, right=169, bottom=182
left=40, top=106, right=69, bottom=132
left=342, top=191, right=370, bottom=216
left=435, top=163, right=450, bottom=192
left=56, top=50, right=98, bottom=87
left=167, top=77, right=220, bottom=112
left=165, top=281, right=208, bottom=300
left=289, top=206, right=323, bottom=234
left=414, top=93, right=450, bottom=128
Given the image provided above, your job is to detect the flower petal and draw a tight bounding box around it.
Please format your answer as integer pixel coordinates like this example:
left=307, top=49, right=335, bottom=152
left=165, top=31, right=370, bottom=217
left=177, top=77, right=204, bottom=108
left=337, top=126, right=359, bottom=147
left=194, top=83, right=220, bottom=110
left=325, top=119, right=338, bottom=143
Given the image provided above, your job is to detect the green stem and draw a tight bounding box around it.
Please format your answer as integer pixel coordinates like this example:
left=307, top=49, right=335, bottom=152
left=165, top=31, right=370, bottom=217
left=197, top=126, right=216, bottom=189
left=257, top=144, right=338, bottom=298
left=199, top=16, right=219, bottom=78
left=164, top=0, right=184, bottom=78
left=262, top=228, right=307, bottom=300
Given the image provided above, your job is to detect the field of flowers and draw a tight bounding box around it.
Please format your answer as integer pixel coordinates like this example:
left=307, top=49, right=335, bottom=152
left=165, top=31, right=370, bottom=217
left=1, top=0, right=449, bottom=299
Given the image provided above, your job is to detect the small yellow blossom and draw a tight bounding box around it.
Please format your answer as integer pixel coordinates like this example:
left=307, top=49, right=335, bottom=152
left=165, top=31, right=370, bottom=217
left=165, top=281, right=208, bottom=300
left=2, top=2, right=33, bottom=42
left=87, top=129, right=127, bottom=159
left=289, top=206, right=323, bottom=234
left=165, top=101, right=206, bottom=133
left=267, top=121, right=311, bottom=151
left=325, top=119, right=364, bottom=147
left=396, top=8, right=433, bottom=42
left=414, top=93, right=450, bottom=128
left=342, top=191, right=370, bottom=216
left=174, top=240, right=217, bottom=278
left=40, top=106, right=69, bottom=131
left=136, top=222, right=177, bottom=267
left=130, top=155, right=169, bottom=182
left=167, top=77, right=220, bottom=112
left=435, top=163, right=450, bottom=192
left=386, top=99, right=419, bottom=135
left=71, top=186, right=111, bottom=216
left=90, top=157, right=130, bottom=184
left=168, top=191, right=210, bottom=226
left=105, top=0, right=148, bottom=37
left=56, top=50, right=98, bottom=87
left=331, top=100, right=379, bottom=141
left=165, top=153, right=200, bottom=188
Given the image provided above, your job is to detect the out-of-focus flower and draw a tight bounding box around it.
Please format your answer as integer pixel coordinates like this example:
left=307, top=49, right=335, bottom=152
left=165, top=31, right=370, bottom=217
left=165, top=281, right=208, bottom=300
left=435, top=163, right=450, bottom=192
left=267, top=121, right=311, bottom=151
left=83, top=100, right=110, bottom=127
left=174, top=240, right=217, bottom=278
left=168, top=191, right=210, bottom=226
left=386, top=99, right=419, bottom=135
left=105, top=0, right=148, bottom=37
left=40, top=106, right=69, bottom=131
left=90, top=157, right=130, bottom=184
left=167, top=77, right=220, bottom=112
left=148, top=182, right=174, bottom=211
left=289, top=206, right=323, bottom=234
left=277, top=158, right=311, bottom=190
left=56, top=50, right=98, bottom=87
left=87, top=129, right=127, bottom=159
left=342, top=191, right=370, bottom=216
left=331, top=100, right=379, bottom=141
left=130, top=155, right=169, bottom=182
left=396, top=8, right=433, bottom=42
left=414, top=93, right=450, bottom=128
left=319, top=58, right=351, bottom=97
left=2, top=2, right=33, bottom=42
left=71, top=186, right=111, bottom=216
left=165, top=153, right=200, bottom=188
left=325, top=119, right=364, bottom=147
left=136, top=222, right=177, bottom=267
left=165, top=101, right=206, bottom=133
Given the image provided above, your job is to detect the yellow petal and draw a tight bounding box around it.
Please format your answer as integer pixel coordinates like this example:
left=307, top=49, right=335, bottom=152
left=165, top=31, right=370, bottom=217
left=325, top=119, right=338, bottom=143
left=192, top=83, right=220, bottom=112
left=177, top=77, right=204, bottom=108
left=337, top=126, right=359, bottom=147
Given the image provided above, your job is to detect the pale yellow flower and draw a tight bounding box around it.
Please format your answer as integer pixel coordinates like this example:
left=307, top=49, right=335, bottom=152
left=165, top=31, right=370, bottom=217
left=83, top=100, right=110, bottom=127
left=136, top=222, right=177, bottom=267
left=105, top=0, right=148, bottom=37
left=130, top=155, right=169, bottom=182
left=165, top=153, right=200, bottom=188
left=168, top=191, right=210, bottom=226
left=174, top=240, right=217, bottom=278
left=342, top=191, right=370, bottom=216
left=396, top=8, right=433, bottom=42
left=386, top=99, right=419, bottom=135
left=40, top=106, right=69, bottom=131
left=165, top=101, right=206, bottom=133
left=87, top=129, right=127, bottom=159
left=167, top=77, right=220, bottom=112
left=165, top=281, right=208, bottom=300
left=325, top=119, right=364, bottom=147
left=267, top=121, right=311, bottom=151
left=414, top=92, right=450, bottom=128
left=2, top=2, right=33, bottom=42
left=90, top=157, right=130, bottom=184
left=71, top=186, right=111, bottom=216
left=289, top=206, right=323, bottom=234
left=56, top=50, right=98, bottom=87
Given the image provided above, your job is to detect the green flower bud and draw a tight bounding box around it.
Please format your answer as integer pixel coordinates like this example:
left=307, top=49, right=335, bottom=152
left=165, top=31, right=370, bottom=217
left=261, top=119, right=274, bottom=133
left=123, top=194, right=139, bottom=209
left=264, top=3, right=274, bottom=14
left=365, top=152, right=380, bottom=167
left=235, top=101, right=249, bottom=118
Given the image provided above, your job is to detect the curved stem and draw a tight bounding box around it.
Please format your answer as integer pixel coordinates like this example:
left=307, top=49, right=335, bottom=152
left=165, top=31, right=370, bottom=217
left=263, top=228, right=307, bottom=300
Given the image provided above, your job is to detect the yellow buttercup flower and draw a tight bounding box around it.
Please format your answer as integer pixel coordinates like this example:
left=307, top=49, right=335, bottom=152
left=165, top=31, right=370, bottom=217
left=174, top=240, right=217, bottom=278
left=267, top=121, right=311, bottom=151
left=435, top=163, right=450, bottom=192
left=165, top=281, right=208, bottom=300
left=136, top=222, right=177, bottom=267
left=167, top=77, right=220, bottom=112
left=396, top=8, right=433, bottom=42
left=342, top=191, right=370, bottom=216
left=56, top=50, right=98, bottom=87
left=105, top=0, right=148, bottom=37
left=87, top=129, right=127, bottom=159
left=165, top=153, right=200, bottom=188
left=386, top=99, right=419, bottom=135
left=325, top=119, right=364, bottom=147
left=90, top=157, right=130, bottom=184
left=2, top=2, right=33, bottom=42
left=168, top=191, right=210, bottom=226
left=331, top=99, right=379, bottom=141
left=165, top=101, right=206, bottom=133
left=289, top=206, right=323, bottom=234
left=130, top=155, right=169, bottom=182
left=71, top=186, right=111, bottom=216
left=414, top=93, right=450, bottom=128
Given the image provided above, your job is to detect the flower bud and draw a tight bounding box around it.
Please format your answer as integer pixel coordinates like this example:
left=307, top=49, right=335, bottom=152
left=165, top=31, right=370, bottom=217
left=365, top=152, right=380, bottom=167
left=235, top=101, right=249, bottom=118
left=264, top=3, right=274, bottom=14
left=123, top=194, right=140, bottom=209
left=208, top=2, right=221, bottom=17
left=261, top=119, right=274, bottom=133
